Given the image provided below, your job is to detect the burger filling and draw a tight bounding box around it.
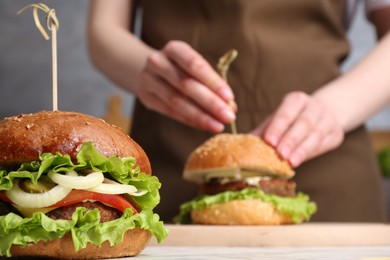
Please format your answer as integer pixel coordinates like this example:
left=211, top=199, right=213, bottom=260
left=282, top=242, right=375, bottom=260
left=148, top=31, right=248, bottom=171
left=47, top=201, right=120, bottom=222
left=201, top=177, right=296, bottom=197
left=0, top=142, right=168, bottom=257
left=174, top=169, right=316, bottom=224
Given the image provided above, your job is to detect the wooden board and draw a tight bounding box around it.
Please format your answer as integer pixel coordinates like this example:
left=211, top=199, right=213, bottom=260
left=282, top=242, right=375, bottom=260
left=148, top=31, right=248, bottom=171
left=150, top=223, right=390, bottom=247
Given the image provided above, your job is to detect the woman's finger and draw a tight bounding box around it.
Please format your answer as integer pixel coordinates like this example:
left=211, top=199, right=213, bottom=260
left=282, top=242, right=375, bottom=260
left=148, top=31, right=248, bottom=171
left=276, top=98, right=322, bottom=159
left=139, top=72, right=225, bottom=132
left=287, top=104, right=344, bottom=167
left=263, top=91, right=308, bottom=147
left=145, top=51, right=235, bottom=124
left=162, top=41, right=234, bottom=102
left=145, top=51, right=183, bottom=89
left=288, top=129, right=324, bottom=167
left=250, top=115, right=272, bottom=137
left=180, top=78, right=236, bottom=123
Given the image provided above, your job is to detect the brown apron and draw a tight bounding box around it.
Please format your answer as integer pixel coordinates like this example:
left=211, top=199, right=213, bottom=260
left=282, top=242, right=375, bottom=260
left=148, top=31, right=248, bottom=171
left=131, top=0, right=387, bottom=222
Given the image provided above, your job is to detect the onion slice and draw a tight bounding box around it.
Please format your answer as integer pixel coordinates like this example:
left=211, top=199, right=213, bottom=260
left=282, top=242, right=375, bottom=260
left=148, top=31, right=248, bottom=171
left=6, top=179, right=72, bottom=208
left=87, top=178, right=147, bottom=196
left=48, top=170, right=104, bottom=189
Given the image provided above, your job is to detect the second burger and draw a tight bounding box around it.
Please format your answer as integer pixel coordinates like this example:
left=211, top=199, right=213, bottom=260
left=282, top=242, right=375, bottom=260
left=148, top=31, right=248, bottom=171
left=174, top=133, right=317, bottom=225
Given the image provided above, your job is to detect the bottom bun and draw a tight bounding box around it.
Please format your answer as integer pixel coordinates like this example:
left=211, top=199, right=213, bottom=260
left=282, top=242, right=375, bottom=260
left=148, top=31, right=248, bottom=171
left=191, top=199, right=295, bottom=225
left=10, top=227, right=151, bottom=259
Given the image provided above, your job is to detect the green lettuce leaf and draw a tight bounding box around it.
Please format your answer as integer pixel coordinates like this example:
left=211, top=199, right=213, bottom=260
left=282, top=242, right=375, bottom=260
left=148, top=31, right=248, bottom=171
left=0, top=208, right=168, bottom=257
left=173, top=188, right=317, bottom=224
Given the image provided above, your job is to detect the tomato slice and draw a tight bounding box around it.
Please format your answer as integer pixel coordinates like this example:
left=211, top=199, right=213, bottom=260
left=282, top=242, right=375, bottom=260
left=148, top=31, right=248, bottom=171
left=50, top=189, right=138, bottom=214
left=0, top=189, right=137, bottom=214
left=0, top=191, right=11, bottom=203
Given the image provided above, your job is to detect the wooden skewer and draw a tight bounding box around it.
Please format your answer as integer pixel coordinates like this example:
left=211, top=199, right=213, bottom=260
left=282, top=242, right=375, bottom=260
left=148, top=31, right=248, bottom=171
left=217, top=49, right=238, bottom=134
left=18, top=3, right=59, bottom=111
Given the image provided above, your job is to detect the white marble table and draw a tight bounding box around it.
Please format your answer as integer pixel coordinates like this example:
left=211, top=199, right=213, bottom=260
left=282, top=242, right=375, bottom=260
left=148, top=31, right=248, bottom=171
left=110, top=224, right=390, bottom=259
left=114, top=246, right=390, bottom=260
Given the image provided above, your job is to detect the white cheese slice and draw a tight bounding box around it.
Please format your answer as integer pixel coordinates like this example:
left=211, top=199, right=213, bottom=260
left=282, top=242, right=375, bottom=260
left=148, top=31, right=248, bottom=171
left=13, top=205, right=58, bottom=218
left=183, top=167, right=275, bottom=184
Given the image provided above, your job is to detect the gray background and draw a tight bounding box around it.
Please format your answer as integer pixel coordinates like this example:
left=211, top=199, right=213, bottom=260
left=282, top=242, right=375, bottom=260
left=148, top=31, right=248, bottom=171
left=0, top=0, right=389, bottom=127
left=0, top=0, right=134, bottom=121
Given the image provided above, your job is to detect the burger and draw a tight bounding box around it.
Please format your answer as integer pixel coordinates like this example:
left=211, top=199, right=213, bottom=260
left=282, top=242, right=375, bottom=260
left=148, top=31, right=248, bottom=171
left=174, top=133, right=317, bottom=225
left=0, top=110, right=167, bottom=258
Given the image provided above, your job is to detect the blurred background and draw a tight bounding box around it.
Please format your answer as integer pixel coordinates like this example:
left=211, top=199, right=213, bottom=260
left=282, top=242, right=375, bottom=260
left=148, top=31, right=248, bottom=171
left=1, top=0, right=390, bottom=129
left=0, top=0, right=134, bottom=124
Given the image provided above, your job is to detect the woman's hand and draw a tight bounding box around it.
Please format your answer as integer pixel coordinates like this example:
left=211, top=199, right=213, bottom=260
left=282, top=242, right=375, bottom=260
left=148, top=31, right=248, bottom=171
left=251, top=91, right=344, bottom=167
left=136, top=40, right=236, bottom=133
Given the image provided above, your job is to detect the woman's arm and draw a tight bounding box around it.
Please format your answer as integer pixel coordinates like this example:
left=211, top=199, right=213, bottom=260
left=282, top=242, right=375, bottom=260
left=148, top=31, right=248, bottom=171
left=88, top=0, right=152, bottom=94
left=313, top=7, right=390, bottom=133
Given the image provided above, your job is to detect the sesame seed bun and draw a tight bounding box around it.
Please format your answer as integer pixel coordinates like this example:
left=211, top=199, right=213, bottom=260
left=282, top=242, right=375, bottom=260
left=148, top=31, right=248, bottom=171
left=191, top=199, right=295, bottom=225
left=183, top=133, right=294, bottom=183
left=10, top=227, right=151, bottom=259
left=0, top=110, right=151, bottom=174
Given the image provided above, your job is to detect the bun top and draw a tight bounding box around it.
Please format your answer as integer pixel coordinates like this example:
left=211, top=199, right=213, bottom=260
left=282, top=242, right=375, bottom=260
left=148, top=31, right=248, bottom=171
left=183, top=133, right=294, bottom=182
left=0, top=110, right=151, bottom=174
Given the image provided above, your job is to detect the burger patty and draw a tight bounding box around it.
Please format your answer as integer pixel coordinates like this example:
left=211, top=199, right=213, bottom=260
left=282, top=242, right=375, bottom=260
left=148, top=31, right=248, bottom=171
left=200, top=178, right=296, bottom=197
left=46, top=201, right=121, bottom=222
